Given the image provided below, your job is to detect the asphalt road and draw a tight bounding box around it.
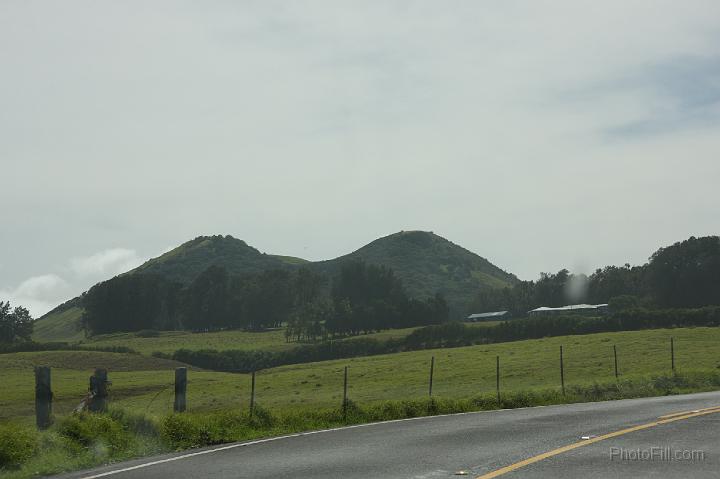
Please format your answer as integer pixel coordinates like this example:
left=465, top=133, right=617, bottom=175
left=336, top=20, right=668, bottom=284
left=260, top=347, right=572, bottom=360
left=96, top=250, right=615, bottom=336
left=60, top=391, right=720, bottom=479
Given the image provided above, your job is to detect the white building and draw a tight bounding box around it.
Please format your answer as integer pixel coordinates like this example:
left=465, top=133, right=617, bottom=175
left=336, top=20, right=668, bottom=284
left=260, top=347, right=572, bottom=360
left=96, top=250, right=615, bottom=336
left=466, top=311, right=511, bottom=322
left=527, top=304, right=609, bottom=316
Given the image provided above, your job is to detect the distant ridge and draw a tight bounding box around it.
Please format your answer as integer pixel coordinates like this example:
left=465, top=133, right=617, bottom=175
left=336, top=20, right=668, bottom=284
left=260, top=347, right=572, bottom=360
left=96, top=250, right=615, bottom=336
left=35, top=231, right=517, bottom=341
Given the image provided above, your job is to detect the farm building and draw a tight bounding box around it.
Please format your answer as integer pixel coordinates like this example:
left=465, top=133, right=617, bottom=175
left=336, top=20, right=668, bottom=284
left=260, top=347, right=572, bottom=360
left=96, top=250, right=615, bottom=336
left=527, top=304, right=609, bottom=316
left=466, top=311, right=511, bottom=322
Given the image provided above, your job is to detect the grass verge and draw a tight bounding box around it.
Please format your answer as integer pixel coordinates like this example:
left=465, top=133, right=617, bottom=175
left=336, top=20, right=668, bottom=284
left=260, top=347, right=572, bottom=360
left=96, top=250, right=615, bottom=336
left=2, top=371, right=720, bottom=478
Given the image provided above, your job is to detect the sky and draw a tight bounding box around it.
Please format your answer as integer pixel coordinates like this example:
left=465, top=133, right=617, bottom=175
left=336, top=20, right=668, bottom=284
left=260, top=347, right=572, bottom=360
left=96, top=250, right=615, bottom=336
left=2, top=1, right=719, bottom=317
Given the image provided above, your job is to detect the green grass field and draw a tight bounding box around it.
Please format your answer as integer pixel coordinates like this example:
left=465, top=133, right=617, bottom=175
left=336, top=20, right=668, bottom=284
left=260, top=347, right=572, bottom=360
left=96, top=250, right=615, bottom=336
left=3, top=327, right=719, bottom=425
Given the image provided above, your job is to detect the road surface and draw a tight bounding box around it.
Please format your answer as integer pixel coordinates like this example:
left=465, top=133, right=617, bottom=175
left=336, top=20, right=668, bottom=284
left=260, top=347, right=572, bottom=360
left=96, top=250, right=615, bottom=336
left=59, top=391, right=720, bottom=478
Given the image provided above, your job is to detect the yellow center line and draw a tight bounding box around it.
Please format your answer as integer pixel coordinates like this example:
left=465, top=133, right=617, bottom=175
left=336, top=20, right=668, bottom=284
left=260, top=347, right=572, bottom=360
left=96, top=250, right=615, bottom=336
left=657, top=404, right=720, bottom=420
left=476, top=405, right=720, bottom=479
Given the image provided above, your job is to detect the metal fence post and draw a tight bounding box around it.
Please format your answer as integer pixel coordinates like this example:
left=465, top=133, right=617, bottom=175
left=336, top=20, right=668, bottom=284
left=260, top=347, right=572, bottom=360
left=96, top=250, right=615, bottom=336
left=496, top=355, right=500, bottom=403
left=560, top=345, right=565, bottom=396
left=671, top=337, right=675, bottom=372
left=250, top=370, right=256, bottom=416
left=343, top=366, right=348, bottom=420
left=613, top=345, right=619, bottom=379
left=429, top=356, right=435, bottom=397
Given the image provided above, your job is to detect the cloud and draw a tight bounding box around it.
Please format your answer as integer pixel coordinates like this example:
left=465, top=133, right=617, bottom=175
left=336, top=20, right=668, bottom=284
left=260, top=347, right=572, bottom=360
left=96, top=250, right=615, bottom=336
left=1, top=0, right=719, bottom=292
left=70, top=248, right=145, bottom=278
left=1, top=248, right=148, bottom=317
left=0, top=274, right=71, bottom=318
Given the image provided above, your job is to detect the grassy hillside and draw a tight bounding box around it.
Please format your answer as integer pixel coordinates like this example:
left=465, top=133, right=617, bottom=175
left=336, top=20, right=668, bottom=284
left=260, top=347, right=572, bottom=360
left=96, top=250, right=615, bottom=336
left=4, top=327, right=719, bottom=423
left=313, top=231, right=517, bottom=313
left=36, top=232, right=516, bottom=340
left=131, top=235, right=292, bottom=282
left=31, top=307, right=84, bottom=343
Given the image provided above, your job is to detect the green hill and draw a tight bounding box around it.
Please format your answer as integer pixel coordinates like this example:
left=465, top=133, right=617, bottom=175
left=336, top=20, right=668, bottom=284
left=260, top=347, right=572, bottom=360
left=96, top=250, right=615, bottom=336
left=314, top=231, right=517, bottom=313
left=35, top=231, right=516, bottom=340
left=131, top=235, right=295, bottom=282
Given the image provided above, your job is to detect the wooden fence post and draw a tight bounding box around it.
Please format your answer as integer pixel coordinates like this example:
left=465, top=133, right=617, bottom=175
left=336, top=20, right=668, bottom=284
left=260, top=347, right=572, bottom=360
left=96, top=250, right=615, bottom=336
left=559, top=345, right=565, bottom=395
left=174, top=367, right=187, bottom=413
left=613, top=345, right=619, bottom=379
left=89, top=368, right=109, bottom=412
left=34, top=366, right=53, bottom=429
left=428, top=356, right=435, bottom=397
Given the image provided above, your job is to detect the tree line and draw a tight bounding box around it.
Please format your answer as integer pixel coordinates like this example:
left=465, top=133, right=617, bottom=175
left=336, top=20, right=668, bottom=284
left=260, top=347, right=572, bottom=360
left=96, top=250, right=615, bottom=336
left=155, top=305, right=720, bottom=373
left=0, top=301, right=33, bottom=343
left=81, top=260, right=448, bottom=336
left=469, top=236, right=720, bottom=315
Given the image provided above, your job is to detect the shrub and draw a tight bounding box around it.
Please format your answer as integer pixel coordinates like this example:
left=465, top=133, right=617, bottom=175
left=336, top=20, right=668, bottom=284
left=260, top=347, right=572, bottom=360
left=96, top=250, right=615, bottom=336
left=160, top=414, right=204, bottom=449
left=57, top=413, right=132, bottom=456
left=109, top=408, right=159, bottom=437
left=0, top=423, right=38, bottom=469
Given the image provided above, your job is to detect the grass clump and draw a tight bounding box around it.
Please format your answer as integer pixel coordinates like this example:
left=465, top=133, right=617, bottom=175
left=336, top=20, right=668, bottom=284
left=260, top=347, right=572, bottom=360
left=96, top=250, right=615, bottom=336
left=0, top=424, right=38, bottom=470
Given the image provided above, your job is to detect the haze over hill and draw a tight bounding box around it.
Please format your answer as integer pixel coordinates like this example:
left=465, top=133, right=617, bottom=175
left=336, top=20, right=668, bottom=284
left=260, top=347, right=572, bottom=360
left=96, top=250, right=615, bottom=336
left=34, top=231, right=517, bottom=341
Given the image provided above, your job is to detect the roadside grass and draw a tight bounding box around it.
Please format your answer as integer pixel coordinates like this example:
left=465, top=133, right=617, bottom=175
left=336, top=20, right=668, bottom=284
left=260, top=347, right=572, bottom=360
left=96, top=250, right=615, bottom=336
left=2, top=371, right=720, bottom=479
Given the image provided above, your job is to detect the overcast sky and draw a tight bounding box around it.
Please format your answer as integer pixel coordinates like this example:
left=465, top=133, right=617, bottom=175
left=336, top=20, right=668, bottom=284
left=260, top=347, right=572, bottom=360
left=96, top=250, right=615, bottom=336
left=2, top=1, right=719, bottom=316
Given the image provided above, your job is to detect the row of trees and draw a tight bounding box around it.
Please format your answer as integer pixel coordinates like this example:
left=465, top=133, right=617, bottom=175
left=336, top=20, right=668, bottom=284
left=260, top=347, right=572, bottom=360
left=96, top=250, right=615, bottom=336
left=286, top=261, right=448, bottom=341
left=82, top=260, right=449, bottom=336
left=469, top=236, right=720, bottom=315
left=0, top=301, right=33, bottom=343
left=82, top=266, right=316, bottom=334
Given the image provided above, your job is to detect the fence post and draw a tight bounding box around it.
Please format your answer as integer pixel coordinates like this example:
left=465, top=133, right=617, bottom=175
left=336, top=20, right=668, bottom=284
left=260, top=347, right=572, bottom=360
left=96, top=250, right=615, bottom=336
left=34, top=366, right=53, bottom=429
left=343, top=366, right=348, bottom=420
left=174, top=367, right=187, bottom=413
left=671, top=337, right=675, bottom=373
left=429, top=356, right=435, bottom=397
left=89, top=368, right=109, bottom=412
left=249, top=370, right=256, bottom=417
left=613, top=345, right=619, bottom=379
left=496, top=356, right=500, bottom=404
left=560, top=345, right=565, bottom=396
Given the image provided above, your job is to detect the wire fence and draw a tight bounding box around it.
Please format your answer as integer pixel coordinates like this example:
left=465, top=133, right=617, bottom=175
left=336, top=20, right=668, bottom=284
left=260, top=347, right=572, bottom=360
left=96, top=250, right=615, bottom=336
left=28, top=336, right=691, bottom=429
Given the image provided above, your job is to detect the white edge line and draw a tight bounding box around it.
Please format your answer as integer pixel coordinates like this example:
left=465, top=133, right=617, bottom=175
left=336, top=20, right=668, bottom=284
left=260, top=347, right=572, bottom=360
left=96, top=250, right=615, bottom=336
left=79, top=406, right=539, bottom=478
left=78, top=391, right=720, bottom=478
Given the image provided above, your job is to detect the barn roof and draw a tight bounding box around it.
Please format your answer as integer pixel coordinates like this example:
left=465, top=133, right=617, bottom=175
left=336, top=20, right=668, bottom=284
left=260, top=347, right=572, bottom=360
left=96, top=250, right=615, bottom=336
left=467, top=311, right=509, bottom=319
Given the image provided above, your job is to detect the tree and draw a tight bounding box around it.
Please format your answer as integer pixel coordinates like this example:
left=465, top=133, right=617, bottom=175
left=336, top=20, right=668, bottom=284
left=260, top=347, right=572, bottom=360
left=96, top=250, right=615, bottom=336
left=0, top=301, right=33, bottom=343
left=83, top=274, right=181, bottom=334
left=181, top=265, right=233, bottom=330
left=646, top=236, right=720, bottom=308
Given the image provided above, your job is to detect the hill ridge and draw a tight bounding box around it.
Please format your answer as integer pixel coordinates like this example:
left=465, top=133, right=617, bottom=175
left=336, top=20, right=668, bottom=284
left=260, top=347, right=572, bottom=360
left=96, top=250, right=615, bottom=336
left=35, top=231, right=517, bottom=341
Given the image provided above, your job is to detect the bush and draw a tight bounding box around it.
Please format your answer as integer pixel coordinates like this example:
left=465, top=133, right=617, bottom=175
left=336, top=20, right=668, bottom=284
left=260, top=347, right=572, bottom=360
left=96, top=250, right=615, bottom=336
left=57, top=413, right=132, bottom=456
left=109, top=408, right=159, bottom=437
left=0, top=423, right=38, bottom=469
left=160, top=414, right=204, bottom=449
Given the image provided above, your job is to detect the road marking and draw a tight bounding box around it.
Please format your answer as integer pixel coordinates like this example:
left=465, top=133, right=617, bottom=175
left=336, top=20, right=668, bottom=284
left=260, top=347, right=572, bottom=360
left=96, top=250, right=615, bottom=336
left=657, top=404, right=720, bottom=420
left=77, top=405, right=548, bottom=478
left=72, top=397, right=720, bottom=479
left=476, top=405, right=720, bottom=479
